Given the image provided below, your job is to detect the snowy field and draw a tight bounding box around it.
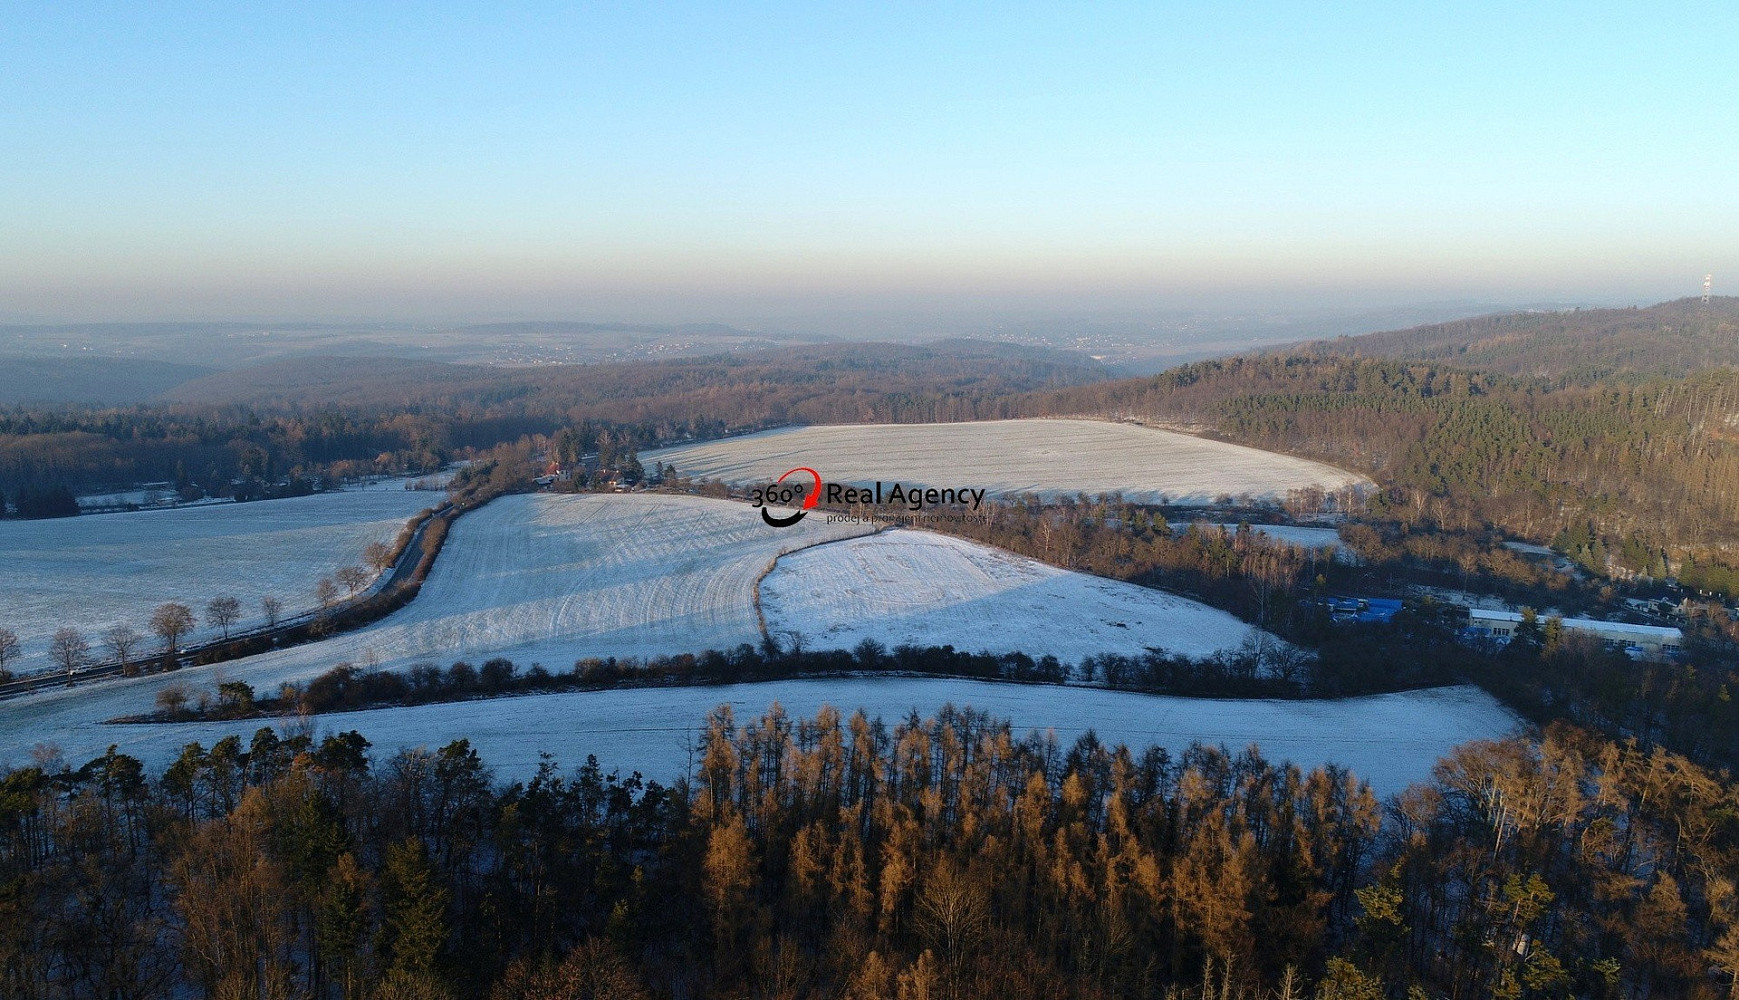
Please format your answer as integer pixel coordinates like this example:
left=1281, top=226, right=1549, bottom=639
left=0, top=493, right=874, bottom=765
left=35, top=679, right=1519, bottom=798
left=644, top=419, right=1368, bottom=504
left=0, top=485, right=433, bottom=675
left=763, top=530, right=1275, bottom=660
left=1171, top=522, right=1355, bottom=563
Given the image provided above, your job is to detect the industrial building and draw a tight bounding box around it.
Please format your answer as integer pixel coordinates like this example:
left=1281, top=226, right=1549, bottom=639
left=1463, top=608, right=1683, bottom=657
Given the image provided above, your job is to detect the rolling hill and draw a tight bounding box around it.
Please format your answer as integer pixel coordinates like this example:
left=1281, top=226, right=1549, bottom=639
left=1307, top=296, right=1739, bottom=383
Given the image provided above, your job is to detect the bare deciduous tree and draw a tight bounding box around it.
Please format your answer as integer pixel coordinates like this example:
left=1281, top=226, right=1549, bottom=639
left=260, top=595, right=284, bottom=627
left=50, top=627, right=91, bottom=679
left=336, top=565, right=369, bottom=594
left=363, top=540, right=395, bottom=571
left=105, top=624, right=143, bottom=676
left=150, top=602, right=196, bottom=658
left=206, top=596, right=242, bottom=639
left=315, top=578, right=340, bottom=610
left=155, top=681, right=191, bottom=717
left=0, top=627, right=19, bottom=681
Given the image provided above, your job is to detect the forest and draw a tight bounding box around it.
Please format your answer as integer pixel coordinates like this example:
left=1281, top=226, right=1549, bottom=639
left=1020, top=356, right=1739, bottom=586
left=0, top=342, right=1102, bottom=501
left=4, top=706, right=1738, bottom=999
left=1310, top=297, right=1739, bottom=385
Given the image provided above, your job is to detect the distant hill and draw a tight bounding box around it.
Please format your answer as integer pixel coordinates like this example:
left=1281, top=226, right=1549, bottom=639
left=0, top=355, right=216, bottom=405
left=1307, top=297, right=1739, bottom=383
left=0, top=340, right=1112, bottom=497
left=1016, top=295, right=1739, bottom=555
left=0, top=319, right=825, bottom=369
left=158, top=339, right=1109, bottom=410
left=157, top=356, right=477, bottom=405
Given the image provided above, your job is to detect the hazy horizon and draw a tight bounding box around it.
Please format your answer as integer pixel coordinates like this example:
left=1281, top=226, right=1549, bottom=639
left=3, top=4, right=1734, bottom=325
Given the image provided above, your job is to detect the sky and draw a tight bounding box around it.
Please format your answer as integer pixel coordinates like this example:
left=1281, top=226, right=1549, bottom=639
left=1, top=2, right=1735, bottom=324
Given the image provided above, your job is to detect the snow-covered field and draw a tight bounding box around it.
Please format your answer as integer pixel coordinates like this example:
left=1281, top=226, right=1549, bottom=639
left=0, top=487, right=433, bottom=674
left=644, top=419, right=1369, bottom=504
left=763, top=530, right=1274, bottom=660
left=1171, top=522, right=1355, bottom=562
left=43, top=679, right=1519, bottom=797
left=0, top=493, right=874, bottom=766
left=76, top=488, right=163, bottom=508
left=258, top=491, right=872, bottom=673
left=1, top=490, right=1519, bottom=795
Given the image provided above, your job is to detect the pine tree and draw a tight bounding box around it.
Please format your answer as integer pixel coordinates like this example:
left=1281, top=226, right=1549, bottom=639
left=380, top=838, right=450, bottom=993
left=317, top=852, right=372, bottom=1000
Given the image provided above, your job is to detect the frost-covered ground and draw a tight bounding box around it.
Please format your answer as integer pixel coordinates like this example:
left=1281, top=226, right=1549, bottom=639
left=763, top=530, right=1274, bottom=660
left=0, top=493, right=873, bottom=764
left=0, top=487, right=434, bottom=674
left=46, top=679, right=1518, bottom=798
left=1170, top=522, right=1356, bottom=563
left=644, top=419, right=1369, bottom=504
left=2, top=490, right=1517, bottom=794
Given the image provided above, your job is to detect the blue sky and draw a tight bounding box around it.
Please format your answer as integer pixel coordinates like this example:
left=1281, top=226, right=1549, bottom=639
left=1, top=2, right=1734, bottom=322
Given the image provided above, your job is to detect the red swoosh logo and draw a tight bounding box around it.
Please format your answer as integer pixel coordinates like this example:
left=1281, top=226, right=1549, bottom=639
left=775, top=467, right=823, bottom=509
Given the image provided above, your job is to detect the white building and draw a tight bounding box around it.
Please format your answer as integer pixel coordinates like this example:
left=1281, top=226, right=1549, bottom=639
left=1466, top=609, right=1683, bottom=657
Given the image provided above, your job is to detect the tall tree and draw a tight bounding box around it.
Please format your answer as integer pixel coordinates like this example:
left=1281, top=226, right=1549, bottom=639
left=379, top=838, right=451, bottom=996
